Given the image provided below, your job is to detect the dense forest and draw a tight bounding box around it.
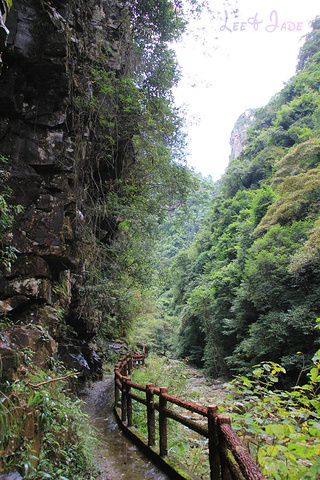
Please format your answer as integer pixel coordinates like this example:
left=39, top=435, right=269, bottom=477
left=137, top=16, right=320, bottom=385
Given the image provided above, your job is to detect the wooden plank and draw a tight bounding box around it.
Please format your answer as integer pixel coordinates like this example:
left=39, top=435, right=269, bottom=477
left=129, top=391, right=147, bottom=406
left=161, top=392, right=209, bottom=417
left=162, top=407, right=209, bottom=437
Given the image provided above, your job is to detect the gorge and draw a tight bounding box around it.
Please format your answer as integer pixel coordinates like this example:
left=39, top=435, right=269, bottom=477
left=1, top=1, right=320, bottom=478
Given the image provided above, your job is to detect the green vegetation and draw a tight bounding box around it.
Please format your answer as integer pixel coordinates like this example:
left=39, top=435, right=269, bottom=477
left=73, top=0, right=197, bottom=345
left=149, top=16, right=320, bottom=385
left=0, top=358, right=96, bottom=479
left=224, top=336, right=320, bottom=479
left=126, top=174, right=217, bottom=352
left=131, top=354, right=210, bottom=479
left=131, top=346, right=320, bottom=479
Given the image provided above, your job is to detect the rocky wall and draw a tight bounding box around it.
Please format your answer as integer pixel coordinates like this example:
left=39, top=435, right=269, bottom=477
left=0, top=0, right=131, bottom=379
left=229, top=109, right=255, bottom=160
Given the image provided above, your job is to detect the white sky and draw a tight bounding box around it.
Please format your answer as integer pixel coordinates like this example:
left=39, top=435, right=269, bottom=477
left=173, top=0, right=320, bottom=180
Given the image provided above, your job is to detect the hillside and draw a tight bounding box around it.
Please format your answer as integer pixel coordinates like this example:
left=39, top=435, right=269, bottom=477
left=161, top=17, right=320, bottom=383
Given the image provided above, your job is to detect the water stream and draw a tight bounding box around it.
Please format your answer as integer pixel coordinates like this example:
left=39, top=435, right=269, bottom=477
left=83, top=376, right=170, bottom=480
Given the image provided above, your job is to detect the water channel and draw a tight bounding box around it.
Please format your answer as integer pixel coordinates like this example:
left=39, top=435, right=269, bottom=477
left=83, top=376, right=171, bottom=480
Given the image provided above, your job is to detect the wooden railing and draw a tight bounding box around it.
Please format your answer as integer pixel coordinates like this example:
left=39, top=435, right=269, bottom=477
left=114, top=350, right=265, bottom=480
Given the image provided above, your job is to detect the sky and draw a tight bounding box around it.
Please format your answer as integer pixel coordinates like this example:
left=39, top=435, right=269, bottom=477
left=173, top=0, right=320, bottom=180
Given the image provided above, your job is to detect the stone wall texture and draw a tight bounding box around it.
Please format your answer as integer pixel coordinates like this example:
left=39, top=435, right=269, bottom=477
left=0, top=0, right=131, bottom=379
left=229, top=109, right=255, bottom=160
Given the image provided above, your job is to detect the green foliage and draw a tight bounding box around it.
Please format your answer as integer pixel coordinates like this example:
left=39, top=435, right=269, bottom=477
left=124, top=174, right=217, bottom=355
left=73, top=0, right=197, bottom=345
left=273, top=138, right=320, bottom=184
left=222, top=342, right=320, bottom=479
left=130, top=352, right=320, bottom=479
left=290, top=216, right=320, bottom=272
left=129, top=0, right=187, bottom=48
left=132, top=353, right=190, bottom=397
left=251, top=185, right=275, bottom=225
left=255, top=167, right=320, bottom=234
left=0, top=366, right=96, bottom=479
left=274, top=93, right=320, bottom=131
left=155, top=18, right=320, bottom=380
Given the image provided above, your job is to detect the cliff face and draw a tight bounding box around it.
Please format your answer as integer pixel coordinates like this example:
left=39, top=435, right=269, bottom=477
left=0, top=0, right=131, bottom=379
left=229, top=109, right=255, bottom=160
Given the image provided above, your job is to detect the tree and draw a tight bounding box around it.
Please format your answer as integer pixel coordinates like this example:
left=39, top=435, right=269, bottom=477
left=76, top=0, right=196, bottom=344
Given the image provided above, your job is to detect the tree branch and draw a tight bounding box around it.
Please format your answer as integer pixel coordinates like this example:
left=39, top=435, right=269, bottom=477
left=27, top=372, right=81, bottom=389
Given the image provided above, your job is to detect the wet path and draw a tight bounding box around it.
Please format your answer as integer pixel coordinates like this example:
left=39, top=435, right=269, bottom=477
left=83, top=376, right=170, bottom=480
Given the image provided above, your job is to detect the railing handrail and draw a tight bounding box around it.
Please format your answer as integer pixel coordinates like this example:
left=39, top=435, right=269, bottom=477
left=114, top=350, right=265, bottom=480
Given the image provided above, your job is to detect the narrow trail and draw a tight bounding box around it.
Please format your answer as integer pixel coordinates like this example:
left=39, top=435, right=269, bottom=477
left=83, top=376, right=170, bottom=480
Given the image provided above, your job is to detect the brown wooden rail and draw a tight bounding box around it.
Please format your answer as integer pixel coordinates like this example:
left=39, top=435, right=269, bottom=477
left=114, top=349, right=265, bottom=480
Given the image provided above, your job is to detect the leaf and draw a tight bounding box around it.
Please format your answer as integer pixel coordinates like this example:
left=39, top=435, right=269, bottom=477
left=309, top=422, right=320, bottom=436
left=310, top=367, right=319, bottom=383
left=240, top=376, right=252, bottom=387
left=28, top=392, right=43, bottom=407
left=265, top=423, right=294, bottom=438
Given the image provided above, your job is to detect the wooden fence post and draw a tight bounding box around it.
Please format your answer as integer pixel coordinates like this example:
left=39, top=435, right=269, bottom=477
left=146, top=383, right=156, bottom=447
left=126, top=377, right=133, bottom=427
left=115, top=366, right=119, bottom=406
left=126, top=353, right=131, bottom=375
left=121, top=376, right=127, bottom=423
left=124, top=354, right=128, bottom=376
left=159, top=387, right=168, bottom=456
left=208, top=405, right=221, bottom=480
left=217, top=416, right=233, bottom=480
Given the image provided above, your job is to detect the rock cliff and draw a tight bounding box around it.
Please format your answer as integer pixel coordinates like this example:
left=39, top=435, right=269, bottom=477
left=229, top=109, right=255, bottom=160
left=0, top=0, right=132, bottom=379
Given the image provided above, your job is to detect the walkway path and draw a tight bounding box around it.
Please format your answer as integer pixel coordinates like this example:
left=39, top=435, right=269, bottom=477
left=83, top=376, right=170, bottom=480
